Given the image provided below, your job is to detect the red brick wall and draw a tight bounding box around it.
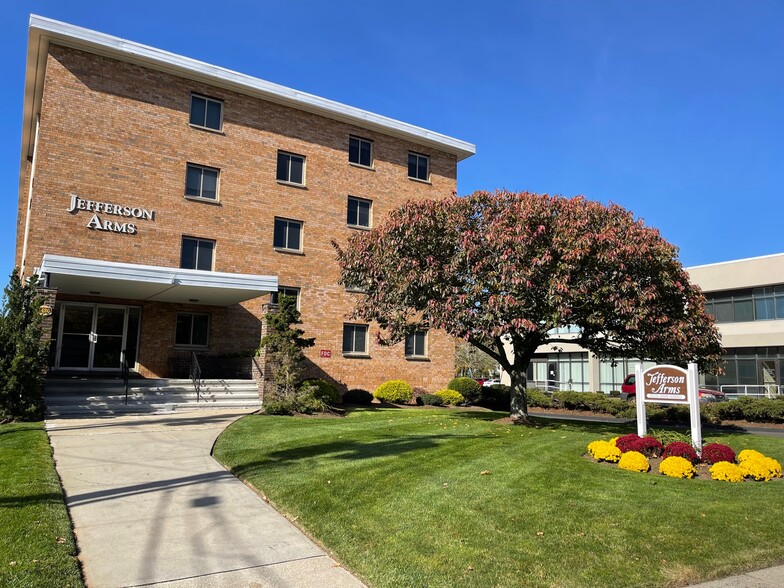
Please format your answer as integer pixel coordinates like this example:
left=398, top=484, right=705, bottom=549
left=18, top=44, right=459, bottom=391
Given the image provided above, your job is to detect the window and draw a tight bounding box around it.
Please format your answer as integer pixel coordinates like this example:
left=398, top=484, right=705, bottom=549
left=189, top=94, right=223, bottom=131
left=343, top=324, right=368, bottom=355
left=175, top=313, right=209, bottom=347
left=180, top=237, right=215, bottom=271
left=705, top=285, right=784, bottom=323
left=347, top=197, right=372, bottom=228
left=408, top=152, right=429, bottom=181
left=276, top=151, right=305, bottom=185
left=185, top=164, right=219, bottom=200
left=270, top=286, right=300, bottom=309
left=273, top=218, right=303, bottom=251
left=349, top=136, right=373, bottom=167
left=405, top=330, right=427, bottom=358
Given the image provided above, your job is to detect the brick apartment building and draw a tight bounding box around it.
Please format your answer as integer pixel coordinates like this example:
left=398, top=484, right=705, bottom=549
left=15, top=16, right=475, bottom=392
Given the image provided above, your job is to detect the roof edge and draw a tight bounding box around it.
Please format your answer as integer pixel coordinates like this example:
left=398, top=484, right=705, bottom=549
left=26, top=15, right=476, bottom=161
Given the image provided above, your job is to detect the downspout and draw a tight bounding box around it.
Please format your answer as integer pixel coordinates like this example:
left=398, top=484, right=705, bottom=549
left=20, top=113, right=40, bottom=277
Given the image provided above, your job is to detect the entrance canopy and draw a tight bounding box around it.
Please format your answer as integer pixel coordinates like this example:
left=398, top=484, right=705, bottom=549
left=39, top=255, right=278, bottom=306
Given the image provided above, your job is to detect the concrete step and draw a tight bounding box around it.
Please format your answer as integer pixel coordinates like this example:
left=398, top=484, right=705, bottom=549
left=44, top=378, right=261, bottom=416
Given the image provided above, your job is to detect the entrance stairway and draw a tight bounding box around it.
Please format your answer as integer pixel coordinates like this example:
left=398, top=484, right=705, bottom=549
left=44, top=377, right=262, bottom=416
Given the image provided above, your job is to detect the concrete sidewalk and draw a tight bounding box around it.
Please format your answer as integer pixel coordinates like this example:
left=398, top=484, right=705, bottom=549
left=689, top=565, right=784, bottom=587
left=46, top=409, right=366, bottom=588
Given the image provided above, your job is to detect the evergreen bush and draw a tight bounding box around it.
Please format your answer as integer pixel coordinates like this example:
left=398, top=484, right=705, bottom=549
left=435, top=389, right=464, bottom=405
left=300, top=378, right=340, bottom=404
left=342, top=388, right=374, bottom=405
left=374, top=380, right=413, bottom=404
left=446, top=377, right=482, bottom=403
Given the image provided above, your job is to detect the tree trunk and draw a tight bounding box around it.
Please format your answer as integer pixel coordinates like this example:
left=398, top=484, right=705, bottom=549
left=509, top=369, right=530, bottom=424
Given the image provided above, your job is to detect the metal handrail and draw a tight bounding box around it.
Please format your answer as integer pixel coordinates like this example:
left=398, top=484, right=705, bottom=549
left=121, top=349, right=130, bottom=405
left=720, top=384, right=781, bottom=399
left=190, top=351, right=202, bottom=402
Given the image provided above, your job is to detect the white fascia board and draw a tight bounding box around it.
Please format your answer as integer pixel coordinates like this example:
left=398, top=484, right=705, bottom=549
left=23, top=15, right=476, bottom=164
left=39, top=254, right=278, bottom=292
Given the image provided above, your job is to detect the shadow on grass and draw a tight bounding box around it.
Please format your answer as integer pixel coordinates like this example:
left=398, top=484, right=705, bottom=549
left=229, top=433, right=492, bottom=479
left=0, top=492, right=64, bottom=508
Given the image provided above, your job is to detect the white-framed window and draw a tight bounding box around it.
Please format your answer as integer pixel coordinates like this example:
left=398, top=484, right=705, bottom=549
left=343, top=324, right=368, bottom=355
left=270, top=286, right=301, bottom=309
left=175, top=312, right=210, bottom=347
left=347, top=196, right=372, bottom=229
left=408, top=152, right=429, bottom=181
left=189, top=94, right=223, bottom=131
left=276, top=151, right=306, bottom=185
left=405, top=330, right=428, bottom=358
left=180, top=237, right=215, bottom=271
left=349, top=136, right=373, bottom=167
left=185, top=163, right=219, bottom=200
left=273, top=218, right=303, bottom=252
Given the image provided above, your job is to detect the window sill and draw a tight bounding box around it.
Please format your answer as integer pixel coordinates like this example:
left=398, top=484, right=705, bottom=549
left=347, top=224, right=371, bottom=231
left=405, top=356, right=430, bottom=362
left=349, top=162, right=375, bottom=171
left=343, top=353, right=371, bottom=359
left=189, top=124, right=225, bottom=135
left=408, top=176, right=432, bottom=185
left=276, top=180, right=308, bottom=189
left=273, top=248, right=305, bottom=256
left=184, top=195, right=221, bottom=205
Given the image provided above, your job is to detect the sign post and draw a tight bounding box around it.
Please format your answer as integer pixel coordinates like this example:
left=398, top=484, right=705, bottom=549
left=634, top=362, right=702, bottom=454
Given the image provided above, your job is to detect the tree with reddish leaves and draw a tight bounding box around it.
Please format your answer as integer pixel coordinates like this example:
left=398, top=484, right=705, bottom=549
left=333, top=190, right=722, bottom=423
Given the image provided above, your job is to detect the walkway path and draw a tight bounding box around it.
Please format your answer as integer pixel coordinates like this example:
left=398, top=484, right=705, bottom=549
left=46, top=410, right=366, bottom=588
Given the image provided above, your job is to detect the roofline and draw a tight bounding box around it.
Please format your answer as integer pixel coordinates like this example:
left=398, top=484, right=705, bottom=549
left=20, top=14, right=476, bottom=182
left=687, top=252, right=784, bottom=271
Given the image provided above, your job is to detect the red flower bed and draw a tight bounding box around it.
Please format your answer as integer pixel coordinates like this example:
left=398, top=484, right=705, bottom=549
left=663, top=441, right=699, bottom=463
left=701, top=443, right=736, bottom=465
left=616, top=434, right=663, bottom=457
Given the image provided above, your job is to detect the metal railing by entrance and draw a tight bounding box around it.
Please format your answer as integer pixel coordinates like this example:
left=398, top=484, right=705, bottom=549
left=189, top=352, right=202, bottom=403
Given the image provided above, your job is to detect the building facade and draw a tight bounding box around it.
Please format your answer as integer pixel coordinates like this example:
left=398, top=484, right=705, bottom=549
left=15, top=16, right=475, bottom=392
left=501, top=253, right=784, bottom=396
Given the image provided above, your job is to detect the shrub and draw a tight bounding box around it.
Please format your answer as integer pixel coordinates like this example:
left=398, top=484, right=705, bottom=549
left=739, top=455, right=782, bottom=482
left=300, top=379, right=340, bottom=404
left=701, top=443, right=736, bottom=465
left=374, top=379, right=413, bottom=404
left=615, top=434, right=642, bottom=453
left=587, top=440, right=621, bottom=463
left=526, top=388, right=552, bottom=408
left=551, top=391, right=629, bottom=416
left=618, top=451, right=650, bottom=473
left=648, top=428, right=694, bottom=447
left=420, top=393, right=444, bottom=406
left=446, top=377, right=482, bottom=404
left=708, top=398, right=784, bottom=423
left=738, top=449, right=766, bottom=463
left=477, top=384, right=511, bottom=411
left=659, top=456, right=696, bottom=479
left=710, top=462, right=745, bottom=483
left=342, top=388, right=373, bottom=405
left=662, top=441, right=699, bottom=464
left=435, top=389, right=465, bottom=406
left=263, top=389, right=326, bottom=415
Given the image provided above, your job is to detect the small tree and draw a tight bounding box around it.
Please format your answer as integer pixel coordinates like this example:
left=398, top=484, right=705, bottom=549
left=259, top=295, right=315, bottom=400
left=455, top=341, right=497, bottom=378
left=334, top=190, right=722, bottom=423
left=0, top=269, right=48, bottom=422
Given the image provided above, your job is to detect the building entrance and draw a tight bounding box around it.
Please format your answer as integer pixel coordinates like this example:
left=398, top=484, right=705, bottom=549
left=54, top=303, right=140, bottom=371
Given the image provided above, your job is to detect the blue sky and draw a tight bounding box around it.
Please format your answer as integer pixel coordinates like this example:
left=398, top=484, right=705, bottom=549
left=2, top=1, right=783, bottom=278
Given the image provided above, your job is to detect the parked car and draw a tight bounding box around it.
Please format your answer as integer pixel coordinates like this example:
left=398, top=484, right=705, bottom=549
left=483, top=379, right=502, bottom=388
left=620, top=374, right=726, bottom=403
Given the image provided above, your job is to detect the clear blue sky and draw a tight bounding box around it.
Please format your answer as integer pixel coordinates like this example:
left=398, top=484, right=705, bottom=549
left=2, top=1, right=783, bottom=278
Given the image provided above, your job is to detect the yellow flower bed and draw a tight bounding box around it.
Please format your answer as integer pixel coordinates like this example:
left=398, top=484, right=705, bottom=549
left=659, top=456, right=696, bottom=479
left=618, top=450, right=649, bottom=473
left=587, top=440, right=621, bottom=463
left=739, top=455, right=783, bottom=482
left=709, top=462, right=744, bottom=483
left=737, top=449, right=766, bottom=463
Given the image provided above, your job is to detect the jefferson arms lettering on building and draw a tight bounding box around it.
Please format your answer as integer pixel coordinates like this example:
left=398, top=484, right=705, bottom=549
left=67, top=193, right=155, bottom=235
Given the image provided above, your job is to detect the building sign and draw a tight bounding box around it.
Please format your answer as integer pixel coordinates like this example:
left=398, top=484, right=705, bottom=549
left=320, top=350, right=332, bottom=358
left=635, top=363, right=702, bottom=452
left=39, top=304, right=53, bottom=317
left=642, top=365, right=689, bottom=404
left=67, top=193, right=155, bottom=235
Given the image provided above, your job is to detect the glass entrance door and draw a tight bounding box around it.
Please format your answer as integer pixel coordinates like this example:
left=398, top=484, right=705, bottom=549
left=55, top=304, right=141, bottom=371
left=759, top=359, right=778, bottom=398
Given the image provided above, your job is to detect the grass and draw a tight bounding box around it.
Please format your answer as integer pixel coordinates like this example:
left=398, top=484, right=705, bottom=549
left=214, top=407, right=784, bottom=588
left=0, top=422, right=83, bottom=588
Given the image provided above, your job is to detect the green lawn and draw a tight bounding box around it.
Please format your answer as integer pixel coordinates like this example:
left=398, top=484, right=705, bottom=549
left=0, top=423, right=83, bottom=588
left=214, top=408, right=784, bottom=588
